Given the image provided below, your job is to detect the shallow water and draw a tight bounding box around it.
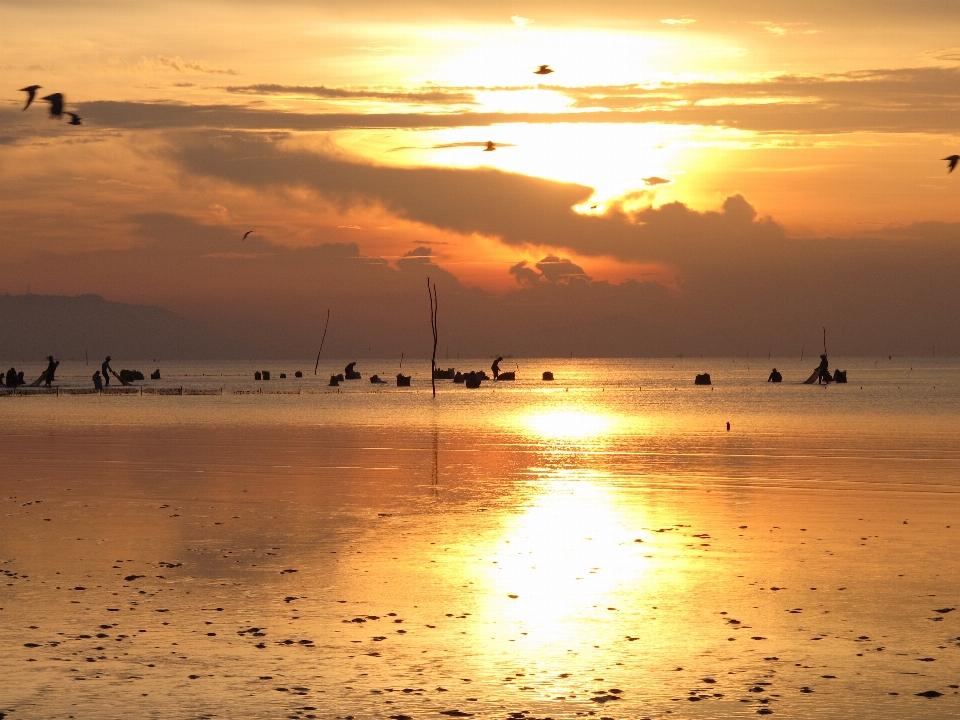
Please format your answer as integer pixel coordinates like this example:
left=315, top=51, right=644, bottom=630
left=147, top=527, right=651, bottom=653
left=2, top=358, right=960, bottom=719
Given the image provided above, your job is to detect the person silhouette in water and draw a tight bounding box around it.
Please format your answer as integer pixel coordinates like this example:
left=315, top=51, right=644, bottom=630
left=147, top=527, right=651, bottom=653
left=816, top=354, right=830, bottom=385
left=491, top=356, right=503, bottom=380
left=43, top=356, right=59, bottom=387
left=102, top=356, right=113, bottom=386
left=92, top=370, right=103, bottom=391
left=768, top=368, right=782, bottom=383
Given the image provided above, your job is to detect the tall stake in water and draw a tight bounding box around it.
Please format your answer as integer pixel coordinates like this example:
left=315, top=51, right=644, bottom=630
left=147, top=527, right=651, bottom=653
left=314, top=309, right=331, bottom=375
left=427, top=278, right=438, bottom=398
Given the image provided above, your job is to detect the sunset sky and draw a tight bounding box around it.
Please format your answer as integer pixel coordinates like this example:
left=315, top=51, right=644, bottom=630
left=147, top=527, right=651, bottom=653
left=3, top=1, right=960, bottom=357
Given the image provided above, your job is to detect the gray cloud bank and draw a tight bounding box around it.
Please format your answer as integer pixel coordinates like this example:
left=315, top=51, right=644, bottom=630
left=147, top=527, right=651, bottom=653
left=3, top=134, right=958, bottom=358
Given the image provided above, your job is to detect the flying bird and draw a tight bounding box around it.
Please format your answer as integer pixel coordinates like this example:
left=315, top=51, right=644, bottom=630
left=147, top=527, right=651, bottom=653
left=534, top=65, right=554, bottom=75
left=944, top=155, right=960, bottom=173
left=41, top=93, right=64, bottom=117
left=242, top=230, right=253, bottom=241
left=484, top=141, right=496, bottom=152
left=20, top=85, right=41, bottom=110
left=66, top=112, right=81, bottom=125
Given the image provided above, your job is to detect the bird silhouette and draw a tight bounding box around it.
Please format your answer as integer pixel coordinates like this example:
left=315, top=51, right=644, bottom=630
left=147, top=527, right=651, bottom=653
left=534, top=65, right=554, bottom=75
left=484, top=141, right=496, bottom=152
left=20, top=85, right=41, bottom=110
left=41, top=93, right=64, bottom=117
left=242, top=230, right=253, bottom=241
left=65, top=112, right=81, bottom=126
left=944, top=155, right=960, bottom=173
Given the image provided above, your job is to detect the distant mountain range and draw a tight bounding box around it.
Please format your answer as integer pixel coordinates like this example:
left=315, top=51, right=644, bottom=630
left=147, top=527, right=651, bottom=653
left=0, top=294, right=218, bottom=361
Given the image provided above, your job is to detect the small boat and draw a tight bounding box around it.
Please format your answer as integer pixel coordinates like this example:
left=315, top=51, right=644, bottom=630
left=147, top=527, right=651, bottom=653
left=495, top=371, right=516, bottom=381
left=370, top=375, right=387, bottom=384
left=453, top=372, right=465, bottom=384
left=433, top=367, right=456, bottom=380
left=694, top=373, right=711, bottom=386
left=396, top=373, right=411, bottom=387
left=542, top=371, right=554, bottom=381
left=329, top=375, right=340, bottom=387
left=464, top=371, right=482, bottom=389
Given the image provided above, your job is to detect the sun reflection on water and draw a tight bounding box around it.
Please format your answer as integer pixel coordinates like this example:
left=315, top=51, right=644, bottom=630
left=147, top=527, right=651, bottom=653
left=480, top=477, right=656, bottom=654
left=522, top=409, right=616, bottom=441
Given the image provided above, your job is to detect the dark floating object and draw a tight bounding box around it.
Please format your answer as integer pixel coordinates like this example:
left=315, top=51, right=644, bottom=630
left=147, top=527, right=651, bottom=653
left=396, top=373, right=411, bottom=387
left=344, top=362, right=361, bottom=380
left=370, top=374, right=387, bottom=384
left=542, top=371, right=554, bottom=381
left=329, top=375, right=340, bottom=387
left=916, top=690, right=943, bottom=698
left=118, top=369, right=144, bottom=383
left=695, top=373, right=711, bottom=385
left=534, top=64, right=554, bottom=75
left=768, top=368, right=782, bottom=383
left=433, top=367, right=455, bottom=380
left=255, top=371, right=262, bottom=381
left=150, top=369, right=161, bottom=380
left=453, top=371, right=465, bottom=383
left=294, top=371, right=303, bottom=378
left=495, top=371, right=515, bottom=381
left=465, top=371, right=483, bottom=389
left=279, top=373, right=286, bottom=379
left=262, top=370, right=271, bottom=381
left=833, top=369, right=847, bottom=383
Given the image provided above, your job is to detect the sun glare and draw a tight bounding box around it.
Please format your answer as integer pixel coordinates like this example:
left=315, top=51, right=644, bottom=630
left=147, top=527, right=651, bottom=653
left=479, top=479, right=655, bottom=651
left=523, top=410, right=615, bottom=441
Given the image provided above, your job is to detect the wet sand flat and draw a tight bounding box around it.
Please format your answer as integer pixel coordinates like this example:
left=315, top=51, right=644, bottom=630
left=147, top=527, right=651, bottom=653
left=3, top=363, right=960, bottom=719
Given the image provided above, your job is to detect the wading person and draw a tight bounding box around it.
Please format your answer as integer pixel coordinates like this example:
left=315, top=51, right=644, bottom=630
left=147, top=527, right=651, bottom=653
left=43, top=356, right=59, bottom=387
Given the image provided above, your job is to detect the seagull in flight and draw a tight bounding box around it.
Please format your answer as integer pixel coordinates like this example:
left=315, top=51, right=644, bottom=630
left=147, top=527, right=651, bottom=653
left=484, top=141, right=496, bottom=152
left=20, top=85, right=41, bottom=110
left=66, top=112, right=81, bottom=126
left=534, top=65, right=554, bottom=75
left=242, top=230, right=253, bottom=241
left=944, top=155, right=960, bottom=173
left=41, top=93, right=64, bottom=117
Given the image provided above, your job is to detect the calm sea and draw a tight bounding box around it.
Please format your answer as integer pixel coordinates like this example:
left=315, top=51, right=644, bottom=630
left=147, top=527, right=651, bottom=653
left=2, top=357, right=960, bottom=719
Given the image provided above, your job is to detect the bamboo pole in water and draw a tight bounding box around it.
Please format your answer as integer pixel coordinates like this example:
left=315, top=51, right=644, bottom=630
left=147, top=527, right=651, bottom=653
left=314, top=309, right=331, bottom=375
left=427, top=278, right=438, bottom=398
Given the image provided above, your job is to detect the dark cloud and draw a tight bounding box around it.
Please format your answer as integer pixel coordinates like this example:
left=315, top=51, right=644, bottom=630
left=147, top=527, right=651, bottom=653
left=225, top=84, right=476, bottom=105
left=3, top=206, right=959, bottom=357
left=169, top=133, right=783, bottom=268
left=643, top=176, right=672, bottom=186
left=509, top=256, right=591, bottom=286
left=157, top=134, right=960, bottom=355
